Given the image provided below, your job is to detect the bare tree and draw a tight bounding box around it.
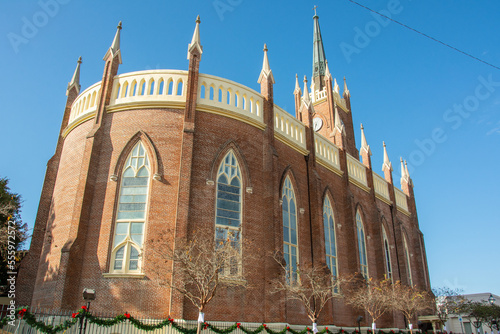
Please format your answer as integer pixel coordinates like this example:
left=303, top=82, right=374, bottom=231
left=342, top=276, right=393, bottom=331
left=272, top=252, right=343, bottom=331
left=432, top=287, right=466, bottom=330
left=392, top=282, right=434, bottom=334
left=149, top=229, right=247, bottom=334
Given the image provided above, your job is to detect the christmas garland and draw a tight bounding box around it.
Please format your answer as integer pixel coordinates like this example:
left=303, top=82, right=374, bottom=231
left=0, top=307, right=407, bottom=334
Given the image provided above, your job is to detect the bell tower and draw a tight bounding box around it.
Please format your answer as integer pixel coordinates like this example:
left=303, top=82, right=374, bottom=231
left=296, top=9, right=358, bottom=157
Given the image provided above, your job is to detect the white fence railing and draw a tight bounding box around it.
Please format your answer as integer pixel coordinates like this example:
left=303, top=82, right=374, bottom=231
left=274, top=106, right=307, bottom=152
left=373, top=172, right=391, bottom=203
left=197, top=73, right=264, bottom=125
left=394, top=188, right=409, bottom=213
left=109, top=70, right=189, bottom=107
left=68, top=82, right=101, bottom=124
left=346, top=154, right=368, bottom=189
left=314, top=132, right=341, bottom=173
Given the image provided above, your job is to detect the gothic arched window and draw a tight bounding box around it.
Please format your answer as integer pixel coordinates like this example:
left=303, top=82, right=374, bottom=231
left=215, top=151, right=242, bottom=275
left=323, top=195, right=338, bottom=291
left=111, top=141, right=150, bottom=274
left=356, top=210, right=368, bottom=279
left=403, top=234, right=413, bottom=286
left=282, top=176, right=298, bottom=282
left=382, top=225, right=393, bottom=281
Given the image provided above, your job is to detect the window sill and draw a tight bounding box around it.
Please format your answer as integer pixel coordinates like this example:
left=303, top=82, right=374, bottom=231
left=102, top=273, right=146, bottom=279
left=220, top=276, right=247, bottom=285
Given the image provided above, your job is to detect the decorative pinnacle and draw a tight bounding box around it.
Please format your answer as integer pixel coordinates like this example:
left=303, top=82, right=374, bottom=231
left=343, top=76, right=350, bottom=97
left=382, top=142, right=392, bottom=171
left=188, top=15, right=203, bottom=59
left=325, top=60, right=332, bottom=80
left=294, top=74, right=301, bottom=95
left=360, top=124, right=371, bottom=156
left=334, top=107, right=345, bottom=135
left=67, top=56, right=82, bottom=96
left=111, top=21, right=122, bottom=53
left=404, top=160, right=412, bottom=184
left=302, top=75, right=310, bottom=103
left=400, top=157, right=407, bottom=180
left=258, top=43, right=274, bottom=84
left=334, top=78, right=339, bottom=94
left=104, top=21, right=123, bottom=63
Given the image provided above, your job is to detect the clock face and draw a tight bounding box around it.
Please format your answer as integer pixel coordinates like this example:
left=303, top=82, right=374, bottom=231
left=313, top=117, right=323, bottom=131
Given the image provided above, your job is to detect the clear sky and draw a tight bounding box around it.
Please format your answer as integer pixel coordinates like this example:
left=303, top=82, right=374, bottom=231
left=1, top=1, right=499, bottom=296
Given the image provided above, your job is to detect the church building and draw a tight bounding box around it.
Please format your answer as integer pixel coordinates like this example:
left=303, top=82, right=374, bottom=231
left=17, top=13, right=431, bottom=328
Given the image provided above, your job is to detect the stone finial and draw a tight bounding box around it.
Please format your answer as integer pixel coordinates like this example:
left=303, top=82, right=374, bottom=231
left=103, top=21, right=123, bottom=64
left=325, top=60, right=332, bottom=80
left=187, top=15, right=203, bottom=59
left=405, top=160, right=412, bottom=185
left=343, top=76, right=350, bottom=97
left=333, top=107, right=345, bottom=135
left=302, top=75, right=311, bottom=105
left=258, top=43, right=275, bottom=84
left=400, top=157, right=407, bottom=182
left=382, top=142, right=392, bottom=172
left=333, top=78, right=339, bottom=94
left=360, top=124, right=372, bottom=156
left=294, top=74, right=301, bottom=95
left=66, top=56, right=82, bottom=96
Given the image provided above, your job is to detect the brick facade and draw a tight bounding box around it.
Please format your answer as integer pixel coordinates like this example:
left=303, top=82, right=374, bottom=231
left=16, top=17, right=431, bottom=328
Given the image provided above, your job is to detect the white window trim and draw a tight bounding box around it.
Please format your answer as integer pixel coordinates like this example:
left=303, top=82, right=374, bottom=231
left=214, top=150, right=243, bottom=277
left=109, top=141, right=150, bottom=275
left=382, top=226, right=393, bottom=282
left=282, top=176, right=299, bottom=283
left=356, top=211, right=369, bottom=279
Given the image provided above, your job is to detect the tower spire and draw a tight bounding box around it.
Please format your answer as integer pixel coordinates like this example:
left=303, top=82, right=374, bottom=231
left=103, top=21, right=122, bottom=64
left=258, top=44, right=275, bottom=84
left=312, top=9, right=327, bottom=92
left=67, top=56, right=82, bottom=96
left=187, top=15, right=203, bottom=59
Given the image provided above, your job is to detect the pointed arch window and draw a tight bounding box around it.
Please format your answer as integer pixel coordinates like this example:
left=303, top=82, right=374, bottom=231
left=382, top=225, right=393, bottom=281
left=356, top=211, right=368, bottom=279
left=111, top=142, right=150, bottom=274
left=403, top=235, right=413, bottom=286
left=215, top=151, right=242, bottom=275
left=323, top=196, right=338, bottom=291
left=282, top=177, right=298, bottom=282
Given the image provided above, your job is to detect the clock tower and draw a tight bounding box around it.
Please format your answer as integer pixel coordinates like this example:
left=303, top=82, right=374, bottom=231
left=296, top=11, right=358, bottom=157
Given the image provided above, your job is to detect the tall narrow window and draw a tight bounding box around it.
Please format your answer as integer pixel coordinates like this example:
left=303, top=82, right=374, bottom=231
left=111, top=141, right=150, bottom=274
left=403, top=235, right=413, bottom=286
left=382, top=225, right=393, bottom=281
left=356, top=211, right=368, bottom=279
left=282, top=177, right=298, bottom=282
left=323, top=196, right=338, bottom=291
left=215, top=151, right=242, bottom=275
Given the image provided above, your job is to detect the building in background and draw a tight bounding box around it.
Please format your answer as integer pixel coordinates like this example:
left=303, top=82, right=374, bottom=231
left=16, top=14, right=431, bottom=328
left=445, top=293, right=500, bottom=334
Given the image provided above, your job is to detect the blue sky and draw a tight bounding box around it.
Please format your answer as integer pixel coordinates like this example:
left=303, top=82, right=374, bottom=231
left=1, top=1, right=499, bottom=295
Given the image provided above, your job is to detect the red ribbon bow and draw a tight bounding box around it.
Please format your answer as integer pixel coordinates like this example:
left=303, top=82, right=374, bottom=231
left=124, top=313, right=130, bottom=319
left=81, top=305, right=87, bottom=311
left=237, top=323, right=241, bottom=328
left=18, top=308, right=27, bottom=318
left=72, top=313, right=77, bottom=318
